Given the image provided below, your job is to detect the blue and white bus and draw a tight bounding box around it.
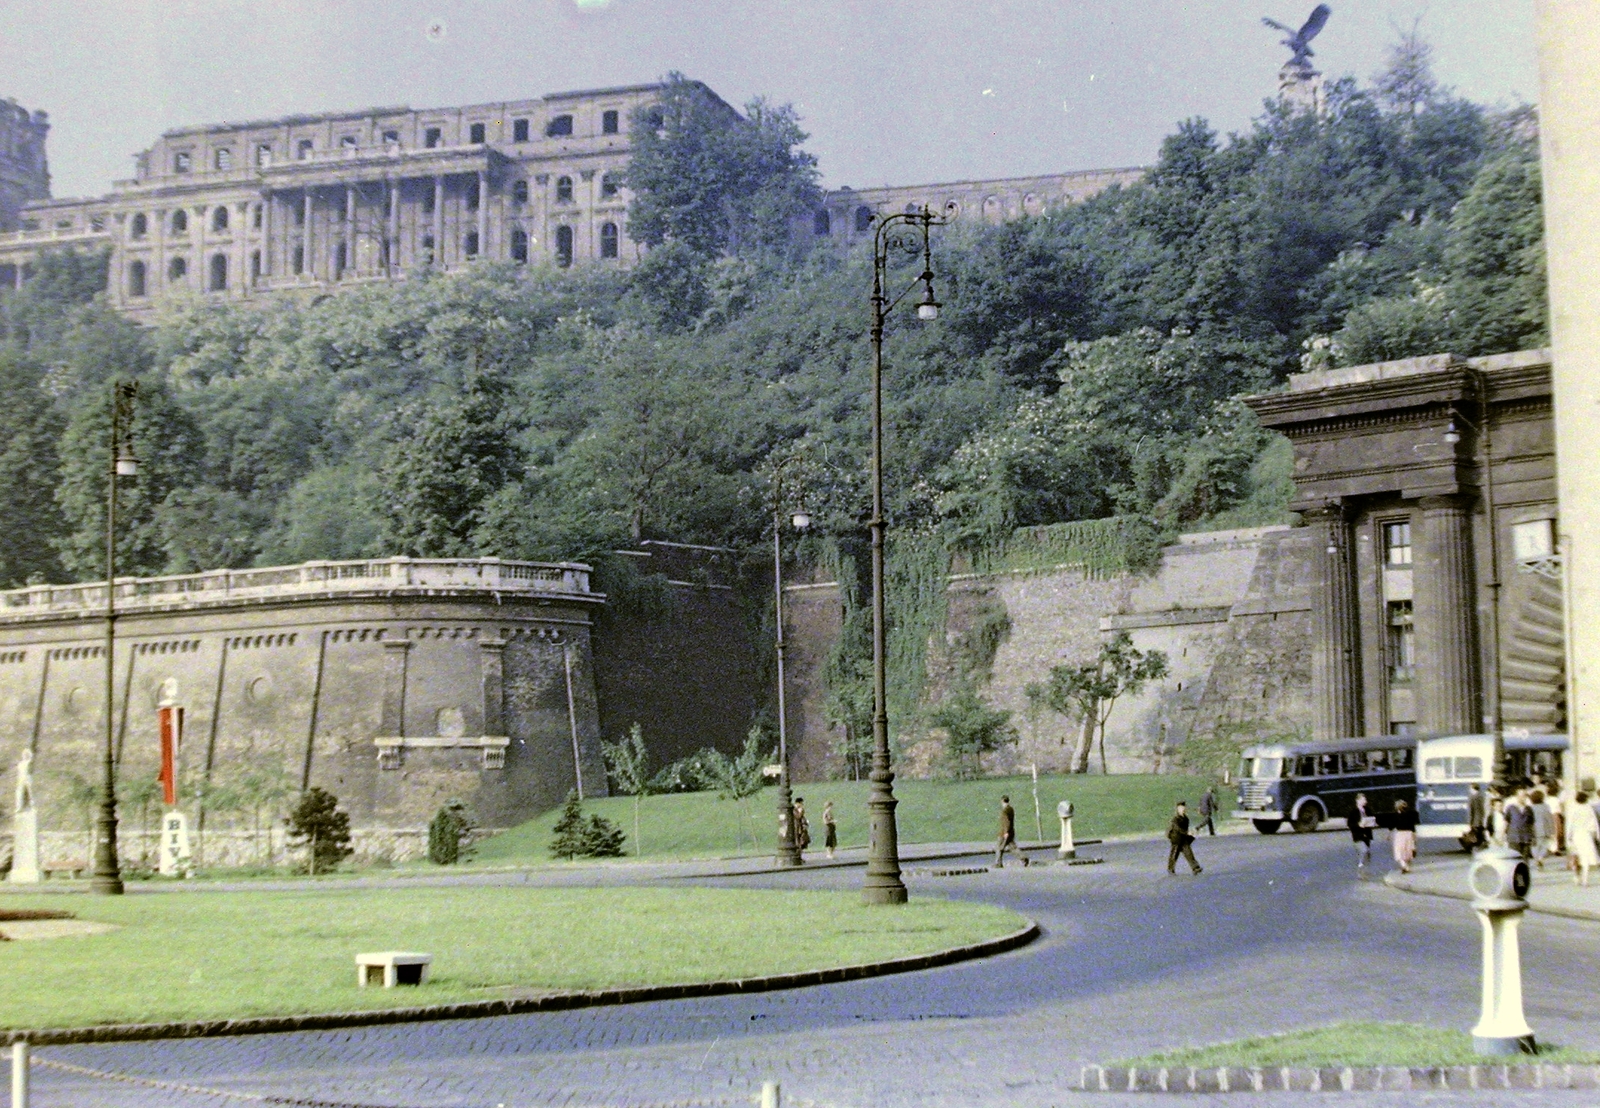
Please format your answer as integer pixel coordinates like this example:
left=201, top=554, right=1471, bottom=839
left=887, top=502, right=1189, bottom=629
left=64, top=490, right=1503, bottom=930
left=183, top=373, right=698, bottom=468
left=1234, top=737, right=1417, bottom=834
left=1416, top=732, right=1568, bottom=842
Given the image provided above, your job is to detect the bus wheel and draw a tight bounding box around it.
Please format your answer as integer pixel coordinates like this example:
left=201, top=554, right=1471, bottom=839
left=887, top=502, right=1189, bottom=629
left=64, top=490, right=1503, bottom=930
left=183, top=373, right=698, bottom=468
left=1292, top=804, right=1323, bottom=834
left=1252, top=819, right=1283, bottom=835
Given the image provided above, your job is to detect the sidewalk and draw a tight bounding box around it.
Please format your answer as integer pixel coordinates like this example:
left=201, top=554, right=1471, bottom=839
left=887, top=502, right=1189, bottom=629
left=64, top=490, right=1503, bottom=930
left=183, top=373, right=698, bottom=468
left=1387, top=854, right=1600, bottom=922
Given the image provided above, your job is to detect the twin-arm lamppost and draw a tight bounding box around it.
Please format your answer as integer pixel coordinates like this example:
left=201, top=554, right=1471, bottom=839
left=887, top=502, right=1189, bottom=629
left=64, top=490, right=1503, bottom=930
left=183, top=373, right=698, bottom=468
left=862, top=204, right=952, bottom=905
left=771, top=464, right=810, bottom=868
left=91, top=381, right=138, bottom=896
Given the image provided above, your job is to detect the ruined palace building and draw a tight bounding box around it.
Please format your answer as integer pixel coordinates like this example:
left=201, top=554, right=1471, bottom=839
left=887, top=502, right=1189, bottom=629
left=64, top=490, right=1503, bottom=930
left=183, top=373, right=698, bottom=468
left=0, top=84, right=1142, bottom=319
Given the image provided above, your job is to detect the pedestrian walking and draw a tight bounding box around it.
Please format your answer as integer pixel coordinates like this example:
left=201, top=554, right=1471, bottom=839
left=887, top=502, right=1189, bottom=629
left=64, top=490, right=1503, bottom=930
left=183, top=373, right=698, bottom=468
left=1569, top=791, right=1600, bottom=887
left=1390, top=798, right=1418, bottom=874
left=1546, top=781, right=1566, bottom=856
left=1505, top=786, right=1535, bottom=862
left=822, top=799, right=837, bottom=859
left=1350, top=793, right=1375, bottom=875
left=1196, top=786, right=1217, bottom=836
left=1489, top=796, right=1508, bottom=847
left=792, top=797, right=811, bottom=853
left=1166, top=800, right=1203, bottom=875
left=994, top=795, right=1029, bottom=867
left=1530, top=789, right=1554, bottom=869
left=1466, top=783, right=1487, bottom=850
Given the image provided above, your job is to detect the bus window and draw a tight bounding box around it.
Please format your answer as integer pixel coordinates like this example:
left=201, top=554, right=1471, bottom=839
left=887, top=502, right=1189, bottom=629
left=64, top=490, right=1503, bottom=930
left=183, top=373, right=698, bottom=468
left=1368, top=749, right=1391, bottom=770
left=1391, top=748, right=1414, bottom=770
left=1243, top=756, right=1283, bottom=779
left=1296, top=755, right=1317, bottom=777
left=1341, top=752, right=1366, bottom=773
left=1423, top=757, right=1452, bottom=782
left=1318, top=753, right=1340, bottom=776
left=1454, top=756, right=1484, bottom=779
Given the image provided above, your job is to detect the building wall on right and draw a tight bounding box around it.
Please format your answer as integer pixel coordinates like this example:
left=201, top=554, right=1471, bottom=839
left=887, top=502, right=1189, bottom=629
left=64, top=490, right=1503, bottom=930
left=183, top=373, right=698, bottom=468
left=1245, top=350, right=1560, bottom=742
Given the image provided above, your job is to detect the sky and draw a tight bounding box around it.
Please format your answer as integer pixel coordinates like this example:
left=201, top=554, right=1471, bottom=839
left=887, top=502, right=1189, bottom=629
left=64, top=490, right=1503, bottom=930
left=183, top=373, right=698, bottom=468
left=1, top=1, right=1539, bottom=200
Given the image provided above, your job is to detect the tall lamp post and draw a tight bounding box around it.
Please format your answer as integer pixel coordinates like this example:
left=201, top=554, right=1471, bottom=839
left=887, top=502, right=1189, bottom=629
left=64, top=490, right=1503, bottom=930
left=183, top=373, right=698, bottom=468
left=863, top=204, right=952, bottom=905
left=772, top=473, right=810, bottom=868
left=92, top=380, right=138, bottom=896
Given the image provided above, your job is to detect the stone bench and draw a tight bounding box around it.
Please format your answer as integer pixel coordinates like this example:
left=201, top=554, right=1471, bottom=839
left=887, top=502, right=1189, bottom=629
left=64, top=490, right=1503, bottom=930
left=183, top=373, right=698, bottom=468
left=355, top=951, right=431, bottom=987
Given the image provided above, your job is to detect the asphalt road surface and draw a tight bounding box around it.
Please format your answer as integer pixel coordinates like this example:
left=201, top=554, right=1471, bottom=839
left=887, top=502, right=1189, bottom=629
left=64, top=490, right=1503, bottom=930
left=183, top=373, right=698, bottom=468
left=24, top=830, right=1600, bottom=1108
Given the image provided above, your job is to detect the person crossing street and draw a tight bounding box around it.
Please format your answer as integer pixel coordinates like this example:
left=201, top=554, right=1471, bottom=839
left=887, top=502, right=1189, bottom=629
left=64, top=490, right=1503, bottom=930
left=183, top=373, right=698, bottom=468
left=1166, top=800, right=1203, bottom=875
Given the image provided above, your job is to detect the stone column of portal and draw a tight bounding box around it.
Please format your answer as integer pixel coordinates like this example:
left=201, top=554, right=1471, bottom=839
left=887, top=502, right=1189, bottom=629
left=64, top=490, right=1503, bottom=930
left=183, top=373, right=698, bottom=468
left=301, top=191, right=313, bottom=282
left=380, top=638, right=411, bottom=738
left=1305, top=503, right=1363, bottom=739
left=344, top=185, right=355, bottom=279
left=479, top=638, right=506, bottom=737
left=432, top=176, right=444, bottom=268
left=1537, top=2, right=1600, bottom=787
left=1416, top=495, right=1483, bottom=735
left=476, top=170, right=488, bottom=260
left=261, top=191, right=272, bottom=282
left=386, top=178, right=399, bottom=277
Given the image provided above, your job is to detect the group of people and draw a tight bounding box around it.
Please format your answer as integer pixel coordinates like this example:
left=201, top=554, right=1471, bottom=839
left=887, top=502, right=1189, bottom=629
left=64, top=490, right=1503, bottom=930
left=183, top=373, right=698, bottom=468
left=1468, top=778, right=1600, bottom=885
left=1346, top=793, right=1419, bottom=875
left=781, top=797, right=839, bottom=862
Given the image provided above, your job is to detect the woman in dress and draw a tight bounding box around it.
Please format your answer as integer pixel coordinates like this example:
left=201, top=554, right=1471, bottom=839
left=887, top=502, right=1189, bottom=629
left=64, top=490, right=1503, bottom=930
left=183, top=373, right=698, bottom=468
left=1391, top=798, right=1419, bottom=874
left=1568, top=790, right=1600, bottom=887
left=822, top=800, right=837, bottom=859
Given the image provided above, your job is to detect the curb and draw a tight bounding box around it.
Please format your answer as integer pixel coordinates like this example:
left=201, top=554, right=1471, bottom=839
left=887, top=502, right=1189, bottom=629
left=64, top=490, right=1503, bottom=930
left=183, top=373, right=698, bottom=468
left=1, top=920, right=1040, bottom=1047
left=1383, top=870, right=1600, bottom=924
left=1080, top=1062, right=1600, bottom=1093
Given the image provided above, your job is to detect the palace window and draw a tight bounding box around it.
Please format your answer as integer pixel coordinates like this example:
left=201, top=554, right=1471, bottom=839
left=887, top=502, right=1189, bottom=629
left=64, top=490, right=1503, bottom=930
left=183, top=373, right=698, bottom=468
left=171, top=209, right=189, bottom=234
left=511, top=228, right=528, bottom=263
left=209, top=253, right=228, bottom=291
left=602, top=109, right=619, bottom=134
left=382, top=130, right=400, bottom=148
left=546, top=114, right=573, bottom=137
left=555, top=224, right=573, bottom=267
left=464, top=231, right=479, bottom=256
left=424, top=127, right=442, bottom=149
left=130, top=213, right=148, bottom=238
left=469, top=122, right=486, bottom=144
left=1387, top=600, right=1416, bottom=683
left=252, top=204, right=262, bottom=230
left=421, top=190, right=435, bottom=215
left=212, top=206, right=229, bottom=232
left=250, top=250, right=261, bottom=284
left=813, top=209, right=831, bottom=235
left=1384, top=521, right=1413, bottom=566
left=173, top=151, right=191, bottom=173
left=292, top=245, right=304, bottom=275
left=600, top=222, right=619, bottom=258
left=256, top=143, right=273, bottom=167
left=127, top=261, right=147, bottom=298
left=466, top=185, right=480, bottom=211
left=513, top=119, right=530, bottom=143
left=214, top=148, right=232, bottom=171
left=513, top=180, right=529, bottom=204
left=854, top=205, right=873, bottom=232
left=600, top=172, right=620, bottom=199
left=556, top=176, right=574, bottom=203
left=334, top=243, right=347, bottom=277
left=297, top=139, right=314, bottom=160
left=293, top=201, right=306, bottom=227
left=340, top=135, right=358, bottom=154
left=168, top=256, right=188, bottom=281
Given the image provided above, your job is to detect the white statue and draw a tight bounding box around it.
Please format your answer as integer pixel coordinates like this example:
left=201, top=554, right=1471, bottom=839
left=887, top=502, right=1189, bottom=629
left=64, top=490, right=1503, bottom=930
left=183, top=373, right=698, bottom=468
left=10, top=750, right=39, bottom=883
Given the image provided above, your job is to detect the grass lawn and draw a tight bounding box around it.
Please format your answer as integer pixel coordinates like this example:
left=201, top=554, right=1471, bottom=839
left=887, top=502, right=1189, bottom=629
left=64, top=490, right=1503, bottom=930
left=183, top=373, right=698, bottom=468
left=1116, top=1022, right=1600, bottom=1067
left=0, top=887, right=1024, bottom=1030
left=474, top=772, right=1227, bottom=864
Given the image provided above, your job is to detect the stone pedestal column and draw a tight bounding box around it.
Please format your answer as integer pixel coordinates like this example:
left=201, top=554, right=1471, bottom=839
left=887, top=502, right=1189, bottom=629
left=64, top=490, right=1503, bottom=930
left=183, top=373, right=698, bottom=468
left=380, top=638, right=411, bottom=737
left=1306, top=503, right=1363, bottom=739
left=1417, top=495, right=1482, bottom=734
left=479, top=638, right=505, bottom=736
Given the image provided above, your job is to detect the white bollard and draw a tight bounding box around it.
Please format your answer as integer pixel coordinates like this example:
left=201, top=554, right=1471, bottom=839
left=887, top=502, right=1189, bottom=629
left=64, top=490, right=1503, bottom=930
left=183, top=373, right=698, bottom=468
left=1468, top=846, right=1536, bottom=1055
left=1057, top=800, right=1076, bottom=860
left=11, top=1041, right=28, bottom=1108
left=760, top=1080, right=781, bottom=1108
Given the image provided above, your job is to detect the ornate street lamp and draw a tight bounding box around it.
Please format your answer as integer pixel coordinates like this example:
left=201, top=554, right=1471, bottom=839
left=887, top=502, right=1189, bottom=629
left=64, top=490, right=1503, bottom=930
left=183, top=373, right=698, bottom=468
left=772, top=479, right=810, bottom=868
left=863, top=204, right=953, bottom=905
left=92, top=380, right=138, bottom=896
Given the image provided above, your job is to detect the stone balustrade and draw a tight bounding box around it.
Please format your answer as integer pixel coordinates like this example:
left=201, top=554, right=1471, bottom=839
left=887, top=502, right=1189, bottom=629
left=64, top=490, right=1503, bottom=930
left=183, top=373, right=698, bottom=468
left=0, top=556, right=594, bottom=619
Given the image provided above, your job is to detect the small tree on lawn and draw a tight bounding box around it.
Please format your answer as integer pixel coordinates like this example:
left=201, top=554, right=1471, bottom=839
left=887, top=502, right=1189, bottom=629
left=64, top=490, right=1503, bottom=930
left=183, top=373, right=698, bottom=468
left=427, top=800, right=476, bottom=865
left=549, top=790, right=626, bottom=860
left=601, top=722, right=655, bottom=856
left=699, top=727, right=773, bottom=851
left=1027, top=630, right=1169, bottom=774
left=929, top=686, right=1017, bottom=780
left=287, top=786, right=353, bottom=875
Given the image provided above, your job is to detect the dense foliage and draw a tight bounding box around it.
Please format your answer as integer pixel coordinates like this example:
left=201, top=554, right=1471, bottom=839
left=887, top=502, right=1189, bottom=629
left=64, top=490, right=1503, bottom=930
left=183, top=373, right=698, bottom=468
left=0, top=45, right=1546, bottom=758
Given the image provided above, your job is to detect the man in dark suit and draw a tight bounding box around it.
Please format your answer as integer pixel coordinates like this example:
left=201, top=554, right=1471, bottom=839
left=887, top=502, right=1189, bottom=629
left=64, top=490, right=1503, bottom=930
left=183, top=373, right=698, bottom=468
left=1167, top=800, right=1203, bottom=875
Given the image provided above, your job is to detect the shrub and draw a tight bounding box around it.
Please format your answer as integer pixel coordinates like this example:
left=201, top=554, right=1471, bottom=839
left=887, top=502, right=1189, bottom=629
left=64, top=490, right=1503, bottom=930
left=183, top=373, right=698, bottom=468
left=427, top=800, right=475, bottom=865
left=549, top=790, right=627, bottom=860
left=286, top=786, right=353, bottom=875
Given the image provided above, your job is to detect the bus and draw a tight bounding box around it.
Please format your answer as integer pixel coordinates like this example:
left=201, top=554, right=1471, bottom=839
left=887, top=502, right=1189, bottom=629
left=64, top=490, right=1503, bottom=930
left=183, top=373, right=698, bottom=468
left=1416, top=732, right=1568, bottom=842
left=1234, top=737, right=1417, bottom=834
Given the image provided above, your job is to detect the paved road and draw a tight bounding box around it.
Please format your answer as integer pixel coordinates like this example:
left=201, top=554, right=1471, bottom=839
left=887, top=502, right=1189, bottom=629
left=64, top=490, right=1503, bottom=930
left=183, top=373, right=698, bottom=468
left=24, top=831, right=1600, bottom=1107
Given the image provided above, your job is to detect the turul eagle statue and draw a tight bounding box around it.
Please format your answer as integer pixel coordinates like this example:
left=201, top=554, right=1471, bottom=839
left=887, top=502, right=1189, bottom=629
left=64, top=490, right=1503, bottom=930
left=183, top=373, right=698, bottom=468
left=1262, top=4, right=1332, bottom=67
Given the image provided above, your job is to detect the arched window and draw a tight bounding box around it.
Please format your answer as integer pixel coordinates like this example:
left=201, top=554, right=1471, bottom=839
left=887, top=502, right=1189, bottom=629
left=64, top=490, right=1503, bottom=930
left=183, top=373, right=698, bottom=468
left=171, top=209, right=189, bottom=234
left=212, top=206, right=229, bottom=232
left=127, top=261, right=147, bottom=298
left=545, top=114, right=573, bottom=137
left=214, top=148, right=232, bottom=171
left=600, top=222, right=619, bottom=259
left=555, top=225, right=573, bottom=268
left=556, top=176, right=574, bottom=204
left=854, top=205, right=873, bottom=233
left=813, top=209, right=831, bottom=236
left=511, top=228, right=529, bottom=263
left=421, top=235, right=435, bottom=265
left=904, top=202, right=920, bottom=214
left=334, top=243, right=347, bottom=277
left=600, top=172, right=620, bottom=199
left=464, top=231, right=479, bottom=257
left=168, top=256, right=188, bottom=282
left=513, top=180, right=529, bottom=204
left=250, top=250, right=261, bottom=284
left=292, top=246, right=305, bottom=275
left=209, top=253, right=228, bottom=291
left=130, top=213, right=148, bottom=238
left=982, top=195, right=1002, bottom=221
left=252, top=204, right=263, bottom=230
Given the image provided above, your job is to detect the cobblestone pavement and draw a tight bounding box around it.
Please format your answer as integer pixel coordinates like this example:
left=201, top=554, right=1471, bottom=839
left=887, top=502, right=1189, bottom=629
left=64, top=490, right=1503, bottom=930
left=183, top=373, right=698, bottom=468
left=19, top=833, right=1600, bottom=1107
